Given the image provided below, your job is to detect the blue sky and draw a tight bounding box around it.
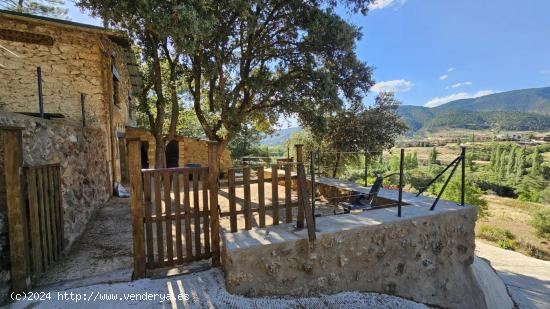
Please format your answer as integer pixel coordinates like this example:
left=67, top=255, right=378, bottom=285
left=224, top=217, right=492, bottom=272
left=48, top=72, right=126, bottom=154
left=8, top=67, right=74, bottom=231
left=66, top=0, right=550, bottom=108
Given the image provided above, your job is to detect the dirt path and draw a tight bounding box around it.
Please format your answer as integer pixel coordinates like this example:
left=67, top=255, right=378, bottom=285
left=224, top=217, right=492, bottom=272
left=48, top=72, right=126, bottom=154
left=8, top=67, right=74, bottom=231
left=476, top=241, right=550, bottom=309
left=34, top=198, right=134, bottom=288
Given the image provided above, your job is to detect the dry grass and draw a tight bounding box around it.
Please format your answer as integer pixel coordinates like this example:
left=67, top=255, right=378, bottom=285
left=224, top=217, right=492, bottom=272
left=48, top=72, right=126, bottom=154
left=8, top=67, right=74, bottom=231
left=475, top=194, right=550, bottom=260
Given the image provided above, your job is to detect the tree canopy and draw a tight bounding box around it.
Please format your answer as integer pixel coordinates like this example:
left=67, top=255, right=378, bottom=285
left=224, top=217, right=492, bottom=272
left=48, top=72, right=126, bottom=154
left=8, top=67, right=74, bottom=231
left=77, top=1, right=378, bottom=145
left=0, top=0, right=68, bottom=18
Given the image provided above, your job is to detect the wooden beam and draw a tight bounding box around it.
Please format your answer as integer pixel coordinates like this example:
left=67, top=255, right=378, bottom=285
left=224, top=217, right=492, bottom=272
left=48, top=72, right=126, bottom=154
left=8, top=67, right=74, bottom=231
left=208, top=142, right=221, bottom=266
left=1, top=127, right=31, bottom=292
left=127, top=138, right=146, bottom=278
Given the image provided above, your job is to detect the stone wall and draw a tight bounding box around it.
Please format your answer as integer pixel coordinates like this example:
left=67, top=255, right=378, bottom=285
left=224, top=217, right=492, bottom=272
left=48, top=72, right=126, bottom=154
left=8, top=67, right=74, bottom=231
left=222, top=204, right=486, bottom=309
left=0, top=113, right=111, bottom=303
left=125, top=127, right=232, bottom=174
left=0, top=13, right=137, bottom=185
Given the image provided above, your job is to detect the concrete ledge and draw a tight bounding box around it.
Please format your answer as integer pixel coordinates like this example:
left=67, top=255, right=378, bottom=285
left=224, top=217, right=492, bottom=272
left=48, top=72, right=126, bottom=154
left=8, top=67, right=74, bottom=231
left=222, top=198, right=486, bottom=309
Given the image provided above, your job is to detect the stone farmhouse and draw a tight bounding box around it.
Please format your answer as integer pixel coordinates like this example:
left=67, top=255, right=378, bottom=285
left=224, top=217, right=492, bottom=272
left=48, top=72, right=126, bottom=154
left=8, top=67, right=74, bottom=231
left=0, top=10, right=229, bottom=300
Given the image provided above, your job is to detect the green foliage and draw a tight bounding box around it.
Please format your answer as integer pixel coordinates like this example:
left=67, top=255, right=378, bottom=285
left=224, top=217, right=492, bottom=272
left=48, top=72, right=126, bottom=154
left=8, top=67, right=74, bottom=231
left=431, top=176, right=488, bottom=218
left=478, top=225, right=515, bottom=243
left=1, top=0, right=68, bottom=18
left=530, top=208, right=550, bottom=240
left=428, top=147, right=437, bottom=164
left=227, top=125, right=264, bottom=160
left=497, top=239, right=516, bottom=250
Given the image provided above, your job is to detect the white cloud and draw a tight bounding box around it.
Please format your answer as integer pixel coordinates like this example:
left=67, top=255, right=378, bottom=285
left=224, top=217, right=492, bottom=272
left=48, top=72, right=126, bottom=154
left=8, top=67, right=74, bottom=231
left=369, top=0, right=408, bottom=10
left=450, top=81, right=473, bottom=88
left=447, top=68, right=455, bottom=72
left=439, top=74, right=448, bottom=80
left=424, top=90, right=496, bottom=108
left=371, top=79, right=413, bottom=93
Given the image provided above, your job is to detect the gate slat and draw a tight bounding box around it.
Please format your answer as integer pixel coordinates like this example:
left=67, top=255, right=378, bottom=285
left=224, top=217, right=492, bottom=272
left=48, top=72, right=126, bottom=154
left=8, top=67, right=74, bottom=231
left=228, top=169, right=237, bottom=232
left=183, top=171, right=193, bottom=260
left=47, top=166, right=58, bottom=260
left=285, top=164, right=292, bottom=223
left=26, top=169, right=42, bottom=274
left=143, top=172, right=154, bottom=267
left=42, top=168, right=53, bottom=265
left=271, top=164, right=279, bottom=225
left=243, top=167, right=252, bottom=230
left=37, top=168, right=48, bottom=268
left=154, top=172, right=164, bottom=267
left=173, top=174, right=183, bottom=263
left=193, top=171, right=201, bottom=259
left=201, top=169, right=210, bottom=256
left=55, top=167, right=63, bottom=252
left=52, top=166, right=62, bottom=254
left=163, top=172, right=174, bottom=266
left=257, top=166, right=265, bottom=228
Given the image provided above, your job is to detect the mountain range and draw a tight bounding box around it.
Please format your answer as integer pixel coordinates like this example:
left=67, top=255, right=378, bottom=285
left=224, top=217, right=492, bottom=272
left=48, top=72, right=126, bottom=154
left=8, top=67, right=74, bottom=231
left=260, top=86, right=550, bottom=145
left=398, top=86, right=550, bottom=133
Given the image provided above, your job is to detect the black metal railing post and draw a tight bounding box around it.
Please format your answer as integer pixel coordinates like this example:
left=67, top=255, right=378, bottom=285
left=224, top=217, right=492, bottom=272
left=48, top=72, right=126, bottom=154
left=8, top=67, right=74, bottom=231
left=398, top=148, right=404, bottom=217
left=461, top=146, right=466, bottom=206
left=80, top=93, right=86, bottom=127
left=364, top=150, right=368, bottom=186
left=37, top=66, right=44, bottom=118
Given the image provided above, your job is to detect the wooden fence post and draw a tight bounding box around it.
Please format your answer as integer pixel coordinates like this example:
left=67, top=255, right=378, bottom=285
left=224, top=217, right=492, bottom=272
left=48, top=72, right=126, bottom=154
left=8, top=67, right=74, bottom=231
left=208, top=141, right=221, bottom=267
left=1, top=126, right=30, bottom=292
left=127, top=138, right=146, bottom=278
left=295, top=144, right=304, bottom=229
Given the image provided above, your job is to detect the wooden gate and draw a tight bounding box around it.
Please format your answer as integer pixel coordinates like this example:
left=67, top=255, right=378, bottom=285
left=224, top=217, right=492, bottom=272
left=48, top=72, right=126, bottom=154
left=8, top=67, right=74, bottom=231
left=1, top=127, right=64, bottom=292
left=127, top=139, right=220, bottom=278
left=25, top=164, right=64, bottom=277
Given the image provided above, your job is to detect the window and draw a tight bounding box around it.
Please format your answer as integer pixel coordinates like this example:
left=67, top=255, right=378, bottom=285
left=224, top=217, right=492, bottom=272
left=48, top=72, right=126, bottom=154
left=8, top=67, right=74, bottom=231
left=112, top=64, right=120, bottom=106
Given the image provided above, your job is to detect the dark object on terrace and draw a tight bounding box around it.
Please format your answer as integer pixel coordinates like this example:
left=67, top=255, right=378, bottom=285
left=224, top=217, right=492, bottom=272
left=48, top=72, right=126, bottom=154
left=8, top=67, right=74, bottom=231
left=184, top=163, right=202, bottom=180
left=341, top=173, right=397, bottom=214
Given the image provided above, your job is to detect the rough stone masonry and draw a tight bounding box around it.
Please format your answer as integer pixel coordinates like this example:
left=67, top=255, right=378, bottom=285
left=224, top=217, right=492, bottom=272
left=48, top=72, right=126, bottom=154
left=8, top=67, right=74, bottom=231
left=222, top=198, right=486, bottom=309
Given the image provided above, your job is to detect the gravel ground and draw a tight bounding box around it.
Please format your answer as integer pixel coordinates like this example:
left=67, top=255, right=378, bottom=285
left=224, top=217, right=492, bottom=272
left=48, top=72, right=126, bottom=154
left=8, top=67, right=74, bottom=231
left=6, top=268, right=428, bottom=309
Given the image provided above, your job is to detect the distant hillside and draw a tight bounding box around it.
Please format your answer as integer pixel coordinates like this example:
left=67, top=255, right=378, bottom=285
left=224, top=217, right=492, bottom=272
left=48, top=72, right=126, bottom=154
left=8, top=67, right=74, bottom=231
left=438, top=86, right=550, bottom=115
left=399, top=86, right=550, bottom=133
left=260, top=127, right=301, bottom=146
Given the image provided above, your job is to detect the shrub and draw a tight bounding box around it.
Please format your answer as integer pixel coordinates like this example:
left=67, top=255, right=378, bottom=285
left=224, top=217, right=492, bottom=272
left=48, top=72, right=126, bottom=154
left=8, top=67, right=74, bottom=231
left=478, top=225, right=515, bottom=242
left=497, top=239, right=515, bottom=250
left=530, top=208, right=550, bottom=240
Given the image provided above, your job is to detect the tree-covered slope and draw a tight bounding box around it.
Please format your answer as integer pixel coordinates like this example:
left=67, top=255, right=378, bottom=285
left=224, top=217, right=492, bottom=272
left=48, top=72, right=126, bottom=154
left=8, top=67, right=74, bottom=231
left=437, top=87, right=550, bottom=115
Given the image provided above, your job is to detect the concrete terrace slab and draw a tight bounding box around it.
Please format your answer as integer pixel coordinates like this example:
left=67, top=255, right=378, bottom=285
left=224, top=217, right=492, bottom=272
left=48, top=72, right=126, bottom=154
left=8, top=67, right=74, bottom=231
left=221, top=180, right=484, bottom=308
left=224, top=181, right=470, bottom=252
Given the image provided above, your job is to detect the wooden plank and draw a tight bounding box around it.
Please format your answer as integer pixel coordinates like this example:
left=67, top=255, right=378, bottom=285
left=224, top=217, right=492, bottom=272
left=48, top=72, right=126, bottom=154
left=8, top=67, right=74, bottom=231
left=192, top=171, right=201, bottom=259
left=2, top=128, right=30, bottom=292
left=173, top=173, right=183, bottom=264
left=52, top=167, right=62, bottom=254
left=201, top=169, right=210, bottom=257
left=285, top=164, right=292, bottom=223
left=154, top=171, right=164, bottom=267
left=228, top=169, right=237, bottom=232
left=36, top=168, right=47, bottom=269
left=127, top=139, right=146, bottom=278
left=220, top=202, right=300, bottom=217
left=163, top=172, right=174, bottom=266
left=47, top=167, right=58, bottom=260
left=183, top=170, right=193, bottom=260
left=297, top=163, right=316, bottom=242
left=55, top=167, right=63, bottom=251
left=243, top=166, right=252, bottom=230
left=257, top=166, right=265, bottom=228
left=271, top=164, right=279, bottom=225
left=41, top=167, right=53, bottom=266
left=26, top=169, right=42, bottom=274
left=208, top=142, right=221, bottom=266
left=143, top=172, right=154, bottom=267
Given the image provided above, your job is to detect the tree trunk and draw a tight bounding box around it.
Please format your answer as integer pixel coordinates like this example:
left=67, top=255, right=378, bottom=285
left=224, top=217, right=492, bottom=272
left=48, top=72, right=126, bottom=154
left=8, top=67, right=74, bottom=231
left=153, top=134, right=166, bottom=168
left=332, top=152, right=341, bottom=178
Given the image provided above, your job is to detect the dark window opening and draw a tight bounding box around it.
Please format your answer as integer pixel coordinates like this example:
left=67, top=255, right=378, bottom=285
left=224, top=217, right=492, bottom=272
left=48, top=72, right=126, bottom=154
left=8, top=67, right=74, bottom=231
left=165, top=141, right=179, bottom=168
left=141, top=142, right=149, bottom=169
left=112, top=63, right=120, bottom=106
